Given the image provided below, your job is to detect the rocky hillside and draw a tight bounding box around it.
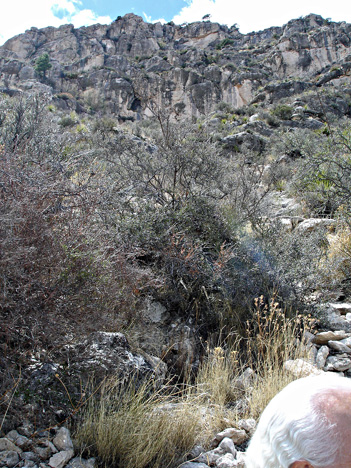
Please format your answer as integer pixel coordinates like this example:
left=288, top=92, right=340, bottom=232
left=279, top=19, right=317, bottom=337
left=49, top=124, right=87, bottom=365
left=0, top=13, right=351, bottom=119
left=2, top=12, right=351, bottom=468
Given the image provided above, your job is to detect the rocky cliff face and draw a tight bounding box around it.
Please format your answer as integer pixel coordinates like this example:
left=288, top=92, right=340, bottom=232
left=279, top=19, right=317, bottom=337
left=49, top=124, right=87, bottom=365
left=0, top=13, right=350, bottom=119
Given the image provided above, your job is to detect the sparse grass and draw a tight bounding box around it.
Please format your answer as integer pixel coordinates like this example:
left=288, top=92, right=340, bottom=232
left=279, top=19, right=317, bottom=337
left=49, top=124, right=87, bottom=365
left=195, top=345, right=240, bottom=408
left=326, top=224, right=351, bottom=282
left=244, top=296, right=314, bottom=419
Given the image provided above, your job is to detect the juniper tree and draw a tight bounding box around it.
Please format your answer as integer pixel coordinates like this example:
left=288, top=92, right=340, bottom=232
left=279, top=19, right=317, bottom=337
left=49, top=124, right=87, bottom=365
left=35, top=52, right=52, bottom=78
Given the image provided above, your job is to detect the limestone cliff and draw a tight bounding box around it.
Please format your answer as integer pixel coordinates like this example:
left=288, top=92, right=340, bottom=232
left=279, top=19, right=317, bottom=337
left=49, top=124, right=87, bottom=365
left=0, top=13, right=350, bottom=119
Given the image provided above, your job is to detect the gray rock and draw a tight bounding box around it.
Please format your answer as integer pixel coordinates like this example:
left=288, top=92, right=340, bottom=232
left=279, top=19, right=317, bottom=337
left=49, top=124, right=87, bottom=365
left=34, top=446, right=52, bottom=460
left=20, top=461, right=37, bottom=468
left=48, top=450, right=74, bottom=468
left=315, top=345, right=329, bottom=369
left=15, top=435, right=32, bottom=450
left=67, top=331, right=162, bottom=385
left=218, top=437, right=237, bottom=457
left=325, top=356, right=351, bottom=372
left=187, top=445, right=205, bottom=460
left=236, top=418, right=256, bottom=435
left=5, top=430, right=20, bottom=443
left=0, top=450, right=20, bottom=467
left=66, top=458, right=96, bottom=468
left=17, top=421, right=34, bottom=437
left=222, top=132, right=266, bottom=153
left=313, top=330, right=350, bottom=345
left=197, top=450, right=222, bottom=466
left=328, top=340, right=351, bottom=354
left=53, top=428, right=73, bottom=452
left=0, top=438, right=22, bottom=453
left=21, top=452, right=40, bottom=463
left=216, top=453, right=237, bottom=468
left=341, top=337, right=351, bottom=347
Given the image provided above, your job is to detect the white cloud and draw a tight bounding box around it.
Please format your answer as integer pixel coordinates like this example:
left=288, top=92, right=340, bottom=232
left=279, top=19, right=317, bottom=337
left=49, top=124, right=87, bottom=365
left=143, top=12, right=152, bottom=23
left=0, top=0, right=112, bottom=45
left=172, top=0, right=351, bottom=33
left=143, top=12, right=166, bottom=25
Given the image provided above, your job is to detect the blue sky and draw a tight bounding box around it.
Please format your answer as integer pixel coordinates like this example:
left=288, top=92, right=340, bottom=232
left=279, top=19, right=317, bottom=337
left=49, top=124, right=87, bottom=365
left=1, top=0, right=350, bottom=46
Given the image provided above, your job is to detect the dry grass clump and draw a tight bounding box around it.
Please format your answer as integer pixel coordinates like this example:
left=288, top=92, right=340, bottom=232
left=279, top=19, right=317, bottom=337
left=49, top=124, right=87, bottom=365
left=325, top=224, right=351, bottom=282
left=195, top=345, right=240, bottom=407
left=76, top=378, right=204, bottom=468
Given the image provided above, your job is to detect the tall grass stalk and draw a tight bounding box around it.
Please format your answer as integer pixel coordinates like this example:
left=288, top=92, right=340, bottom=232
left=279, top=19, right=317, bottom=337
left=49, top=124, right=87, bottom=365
left=245, top=295, right=314, bottom=419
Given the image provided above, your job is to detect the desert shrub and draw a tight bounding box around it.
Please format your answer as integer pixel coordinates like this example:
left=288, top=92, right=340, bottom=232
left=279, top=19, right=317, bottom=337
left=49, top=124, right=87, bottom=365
left=271, top=104, right=293, bottom=120
left=291, top=124, right=351, bottom=217
left=0, top=94, right=157, bottom=414
left=59, top=115, right=77, bottom=127
left=216, top=38, right=234, bottom=50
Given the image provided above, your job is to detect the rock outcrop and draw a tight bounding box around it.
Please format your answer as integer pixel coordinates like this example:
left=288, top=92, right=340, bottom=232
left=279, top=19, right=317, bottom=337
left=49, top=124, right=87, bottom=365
left=0, top=13, right=351, bottom=120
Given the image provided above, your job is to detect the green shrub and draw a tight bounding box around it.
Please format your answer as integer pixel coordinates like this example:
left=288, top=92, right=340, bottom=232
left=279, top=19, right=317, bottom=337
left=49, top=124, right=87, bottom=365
left=271, top=104, right=293, bottom=120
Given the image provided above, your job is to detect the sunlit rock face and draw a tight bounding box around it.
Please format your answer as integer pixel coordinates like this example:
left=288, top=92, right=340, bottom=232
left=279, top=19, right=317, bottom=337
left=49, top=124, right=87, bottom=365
left=1, top=13, right=351, bottom=120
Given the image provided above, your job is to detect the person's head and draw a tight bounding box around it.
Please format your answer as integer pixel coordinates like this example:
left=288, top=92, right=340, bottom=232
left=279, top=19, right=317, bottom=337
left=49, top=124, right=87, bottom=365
left=245, top=373, right=351, bottom=468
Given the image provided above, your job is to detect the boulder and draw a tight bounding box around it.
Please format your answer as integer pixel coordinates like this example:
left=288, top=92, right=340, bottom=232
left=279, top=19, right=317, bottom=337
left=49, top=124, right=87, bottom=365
left=222, top=132, right=266, bottom=153
left=295, top=218, right=336, bottom=234
left=0, top=438, right=22, bottom=453
left=313, top=330, right=350, bottom=345
left=67, top=331, right=166, bottom=385
left=284, top=359, right=323, bottom=377
left=324, top=356, right=351, bottom=372
left=328, top=341, right=351, bottom=354
left=315, top=345, right=329, bottom=369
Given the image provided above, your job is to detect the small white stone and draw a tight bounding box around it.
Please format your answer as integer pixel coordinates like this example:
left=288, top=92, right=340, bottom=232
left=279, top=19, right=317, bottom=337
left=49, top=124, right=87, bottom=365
left=214, top=428, right=247, bottom=445
left=49, top=450, right=74, bottom=468
left=284, top=359, right=323, bottom=377
left=216, top=453, right=237, bottom=468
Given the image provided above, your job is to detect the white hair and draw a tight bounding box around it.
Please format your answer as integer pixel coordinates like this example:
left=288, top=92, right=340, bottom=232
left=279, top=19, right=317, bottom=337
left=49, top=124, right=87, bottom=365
left=245, top=373, right=351, bottom=468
